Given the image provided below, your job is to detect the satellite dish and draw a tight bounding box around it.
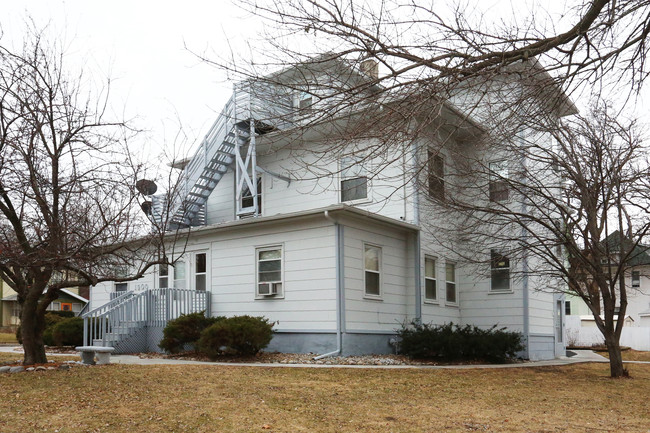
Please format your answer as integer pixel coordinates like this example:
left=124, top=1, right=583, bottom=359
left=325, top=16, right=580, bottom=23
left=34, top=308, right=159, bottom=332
left=136, top=179, right=158, bottom=196
left=141, top=201, right=152, bottom=216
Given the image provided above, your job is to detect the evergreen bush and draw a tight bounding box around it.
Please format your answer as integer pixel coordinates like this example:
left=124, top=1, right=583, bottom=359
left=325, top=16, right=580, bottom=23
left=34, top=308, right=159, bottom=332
left=159, top=311, right=223, bottom=353
left=197, top=315, right=274, bottom=358
left=397, top=321, right=524, bottom=363
left=51, top=317, right=84, bottom=346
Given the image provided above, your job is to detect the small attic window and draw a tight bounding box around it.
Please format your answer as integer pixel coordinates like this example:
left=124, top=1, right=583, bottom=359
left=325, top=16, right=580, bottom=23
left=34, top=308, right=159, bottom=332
left=298, top=90, right=312, bottom=110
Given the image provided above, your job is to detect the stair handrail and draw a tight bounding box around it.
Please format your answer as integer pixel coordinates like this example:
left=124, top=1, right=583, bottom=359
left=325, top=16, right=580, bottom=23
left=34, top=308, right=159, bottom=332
left=81, top=290, right=135, bottom=318
left=83, top=288, right=211, bottom=348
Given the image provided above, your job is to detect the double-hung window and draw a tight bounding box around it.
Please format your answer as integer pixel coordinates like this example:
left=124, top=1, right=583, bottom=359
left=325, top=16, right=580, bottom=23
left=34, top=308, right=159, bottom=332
left=489, top=161, right=509, bottom=202
left=490, top=250, right=511, bottom=292
left=257, top=247, right=283, bottom=297
left=298, top=90, right=313, bottom=111
left=195, top=253, right=207, bottom=291
left=240, top=176, right=262, bottom=216
left=173, top=259, right=186, bottom=289
left=631, top=271, right=641, bottom=288
left=364, top=244, right=381, bottom=297
left=424, top=256, right=437, bottom=301
left=428, top=151, right=444, bottom=200
left=158, top=264, right=169, bottom=289
left=340, top=156, right=368, bottom=202
left=445, top=263, right=457, bottom=304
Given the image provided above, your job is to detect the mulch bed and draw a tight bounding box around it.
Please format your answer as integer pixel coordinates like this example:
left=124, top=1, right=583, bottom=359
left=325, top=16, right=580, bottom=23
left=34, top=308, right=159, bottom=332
left=137, top=351, right=525, bottom=366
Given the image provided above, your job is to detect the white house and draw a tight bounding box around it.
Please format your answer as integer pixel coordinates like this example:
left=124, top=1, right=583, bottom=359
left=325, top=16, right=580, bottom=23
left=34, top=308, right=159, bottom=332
left=89, top=57, right=572, bottom=360
left=565, top=232, right=650, bottom=350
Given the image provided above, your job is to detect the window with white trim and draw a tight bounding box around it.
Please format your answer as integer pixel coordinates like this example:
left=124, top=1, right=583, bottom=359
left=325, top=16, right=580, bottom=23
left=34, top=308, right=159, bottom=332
left=428, top=151, right=444, bottom=200
left=174, top=259, right=186, bottom=289
left=298, top=90, right=313, bottom=110
left=491, top=250, right=511, bottom=292
left=195, top=253, right=207, bottom=291
left=114, top=282, right=127, bottom=293
left=424, top=256, right=437, bottom=301
left=364, top=244, right=381, bottom=297
left=341, top=156, right=368, bottom=202
left=565, top=300, right=571, bottom=315
left=158, top=264, right=169, bottom=289
left=631, top=271, right=641, bottom=288
left=257, top=246, right=283, bottom=297
left=445, top=263, right=457, bottom=304
left=489, top=161, right=509, bottom=202
left=240, top=176, right=262, bottom=216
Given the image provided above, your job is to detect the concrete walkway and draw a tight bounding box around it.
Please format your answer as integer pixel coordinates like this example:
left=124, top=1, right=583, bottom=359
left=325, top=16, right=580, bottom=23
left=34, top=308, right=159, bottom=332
left=1, top=345, right=623, bottom=369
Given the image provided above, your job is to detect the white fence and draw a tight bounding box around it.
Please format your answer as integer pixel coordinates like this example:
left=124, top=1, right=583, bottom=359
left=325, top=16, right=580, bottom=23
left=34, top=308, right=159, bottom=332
left=565, top=316, right=650, bottom=351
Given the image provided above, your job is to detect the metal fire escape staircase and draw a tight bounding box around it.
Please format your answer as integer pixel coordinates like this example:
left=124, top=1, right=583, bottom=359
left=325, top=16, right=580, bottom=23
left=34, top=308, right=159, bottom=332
left=152, top=82, right=293, bottom=229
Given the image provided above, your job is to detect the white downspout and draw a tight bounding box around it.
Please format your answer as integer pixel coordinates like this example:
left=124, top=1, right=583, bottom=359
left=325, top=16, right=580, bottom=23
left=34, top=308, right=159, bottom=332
left=314, top=210, right=344, bottom=360
left=410, top=141, right=422, bottom=323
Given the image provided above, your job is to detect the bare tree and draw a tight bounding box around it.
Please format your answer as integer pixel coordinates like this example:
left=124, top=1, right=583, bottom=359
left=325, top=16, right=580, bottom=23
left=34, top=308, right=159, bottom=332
left=415, top=98, right=648, bottom=378
left=0, top=28, right=175, bottom=365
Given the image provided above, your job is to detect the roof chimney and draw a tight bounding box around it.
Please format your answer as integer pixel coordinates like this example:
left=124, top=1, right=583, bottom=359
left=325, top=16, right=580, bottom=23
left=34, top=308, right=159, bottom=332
left=360, top=59, right=378, bottom=80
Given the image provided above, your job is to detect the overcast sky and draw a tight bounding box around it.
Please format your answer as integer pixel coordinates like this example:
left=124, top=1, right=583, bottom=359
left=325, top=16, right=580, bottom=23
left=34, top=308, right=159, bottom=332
left=3, top=0, right=260, bottom=161
left=3, top=0, right=647, bottom=163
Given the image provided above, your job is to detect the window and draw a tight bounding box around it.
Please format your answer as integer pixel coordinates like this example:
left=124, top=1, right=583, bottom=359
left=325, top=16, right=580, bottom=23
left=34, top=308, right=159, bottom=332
left=364, top=244, right=381, bottom=297
left=114, top=282, right=128, bottom=292
left=491, top=250, right=511, bottom=292
left=298, top=90, right=313, bottom=110
left=257, top=247, right=283, bottom=297
left=565, top=300, right=571, bottom=315
left=489, top=161, right=509, bottom=202
left=341, top=156, right=368, bottom=202
left=424, top=256, right=437, bottom=301
left=72, top=303, right=82, bottom=313
left=428, top=151, right=444, bottom=200
left=195, top=253, right=207, bottom=291
left=631, top=271, right=641, bottom=288
left=445, top=263, right=457, bottom=304
left=174, top=259, right=186, bottom=289
left=159, top=264, right=169, bottom=288
left=240, top=176, right=262, bottom=215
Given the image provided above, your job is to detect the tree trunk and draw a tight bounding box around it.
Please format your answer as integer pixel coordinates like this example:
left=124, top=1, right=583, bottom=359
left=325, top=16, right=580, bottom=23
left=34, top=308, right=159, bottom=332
left=20, top=296, right=48, bottom=365
left=604, top=334, right=627, bottom=378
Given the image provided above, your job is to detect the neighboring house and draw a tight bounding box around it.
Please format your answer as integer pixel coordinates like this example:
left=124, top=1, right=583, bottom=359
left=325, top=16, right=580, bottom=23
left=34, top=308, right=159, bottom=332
left=89, top=57, right=572, bottom=359
left=1, top=281, right=89, bottom=327
left=565, top=231, right=650, bottom=350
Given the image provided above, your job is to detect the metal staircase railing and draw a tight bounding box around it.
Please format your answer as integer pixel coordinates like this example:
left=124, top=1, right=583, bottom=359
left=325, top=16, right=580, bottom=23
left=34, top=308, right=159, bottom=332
left=153, top=82, right=294, bottom=229
left=82, top=288, right=211, bottom=349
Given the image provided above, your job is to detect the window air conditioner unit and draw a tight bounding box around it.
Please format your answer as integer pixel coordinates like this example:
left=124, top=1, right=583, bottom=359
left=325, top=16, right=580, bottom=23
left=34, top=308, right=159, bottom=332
left=258, top=282, right=280, bottom=296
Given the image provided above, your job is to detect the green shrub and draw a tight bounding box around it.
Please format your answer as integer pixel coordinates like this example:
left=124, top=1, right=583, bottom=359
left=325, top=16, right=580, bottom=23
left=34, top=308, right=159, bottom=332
left=397, top=321, right=524, bottom=363
left=159, top=311, right=224, bottom=353
left=197, top=315, right=274, bottom=358
left=16, top=312, right=67, bottom=345
left=51, top=317, right=84, bottom=346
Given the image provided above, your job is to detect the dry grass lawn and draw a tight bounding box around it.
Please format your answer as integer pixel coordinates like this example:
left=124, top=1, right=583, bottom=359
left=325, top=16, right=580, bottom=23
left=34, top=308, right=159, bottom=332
left=0, top=332, right=17, bottom=344
left=0, top=362, right=648, bottom=432
left=597, top=349, right=650, bottom=362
